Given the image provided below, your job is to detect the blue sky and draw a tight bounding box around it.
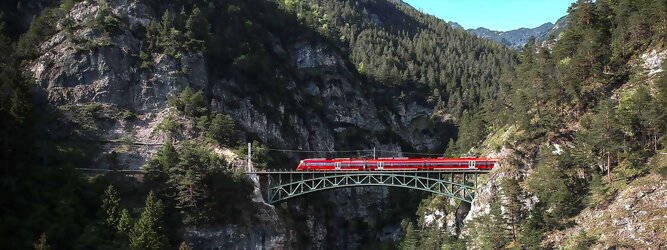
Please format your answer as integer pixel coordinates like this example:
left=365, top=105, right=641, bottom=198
left=402, top=0, right=575, bottom=31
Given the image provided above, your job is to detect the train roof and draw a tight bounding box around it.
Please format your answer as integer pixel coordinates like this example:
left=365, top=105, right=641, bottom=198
left=301, top=157, right=498, bottom=161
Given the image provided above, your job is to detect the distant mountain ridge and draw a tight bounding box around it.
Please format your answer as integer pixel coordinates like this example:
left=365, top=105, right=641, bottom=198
left=449, top=16, right=569, bottom=49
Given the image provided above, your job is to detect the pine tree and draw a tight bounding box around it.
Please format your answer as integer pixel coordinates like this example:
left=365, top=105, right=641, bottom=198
left=444, top=138, right=458, bottom=157
left=517, top=207, right=545, bottom=250
left=117, top=209, right=132, bottom=235
left=501, top=177, right=524, bottom=243
left=525, top=148, right=573, bottom=226
left=159, top=10, right=173, bottom=38
left=102, top=185, right=121, bottom=229
left=657, top=59, right=667, bottom=147
left=477, top=200, right=511, bottom=249
left=592, top=99, right=622, bottom=182
left=146, top=139, right=178, bottom=174
left=185, top=7, right=208, bottom=42
left=419, top=226, right=442, bottom=250
left=208, top=113, right=237, bottom=146
left=175, top=169, right=208, bottom=224
left=145, top=140, right=178, bottom=198
left=399, top=222, right=419, bottom=250
left=456, top=110, right=484, bottom=153
left=129, top=192, right=167, bottom=250
left=633, top=86, right=660, bottom=151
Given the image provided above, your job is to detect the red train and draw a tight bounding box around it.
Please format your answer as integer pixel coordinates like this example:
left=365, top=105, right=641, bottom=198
left=296, top=157, right=497, bottom=171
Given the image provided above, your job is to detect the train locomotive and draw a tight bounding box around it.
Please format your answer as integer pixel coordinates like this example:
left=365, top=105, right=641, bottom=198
left=296, top=157, right=497, bottom=171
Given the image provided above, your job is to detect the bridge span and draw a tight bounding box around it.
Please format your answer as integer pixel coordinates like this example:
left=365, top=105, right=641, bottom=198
left=248, top=170, right=490, bottom=204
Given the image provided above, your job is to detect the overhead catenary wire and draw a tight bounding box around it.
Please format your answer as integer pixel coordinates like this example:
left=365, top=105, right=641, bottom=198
left=375, top=150, right=445, bottom=156
left=263, top=148, right=445, bottom=157
left=265, top=148, right=374, bottom=153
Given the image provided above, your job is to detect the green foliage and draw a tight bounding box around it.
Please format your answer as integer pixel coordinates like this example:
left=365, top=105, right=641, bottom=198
left=585, top=174, right=608, bottom=208
left=129, top=192, right=167, bottom=250
left=649, top=153, right=667, bottom=177
left=658, top=60, right=667, bottom=145
left=467, top=200, right=511, bottom=249
left=60, top=0, right=77, bottom=12
left=15, top=7, right=62, bottom=58
left=525, top=148, right=575, bottom=227
left=510, top=40, right=562, bottom=140
left=439, top=236, right=467, bottom=250
left=156, top=114, right=181, bottom=136
left=240, top=141, right=269, bottom=170
left=418, top=226, right=443, bottom=249
left=577, top=99, right=624, bottom=180
left=168, top=87, right=207, bottom=117
left=92, top=2, right=120, bottom=34
left=121, top=110, right=136, bottom=121
left=185, top=7, right=208, bottom=43
left=563, top=230, right=598, bottom=250
left=455, top=110, right=486, bottom=154
left=102, top=185, right=122, bottom=229
left=443, top=138, right=458, bottom=157
left=501, top=176, right=525, bottom=243
left=146, top=140, right=253, bottom=225
left=117, top=209, right=132, bottom=235
left=143, top=8, right=204, bottom=59
left=517, top=209, right=545, bottom=250
left=0, top=22, right=102, bottom=249
left=170, top=141, right=221, bottom=224
left=398, top=221, right=419, bottom=250
left=207, top=113, right=238, bottom=146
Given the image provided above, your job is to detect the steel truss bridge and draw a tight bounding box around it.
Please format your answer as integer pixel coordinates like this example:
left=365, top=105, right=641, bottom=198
left=249, top=170, right=490, bottom=204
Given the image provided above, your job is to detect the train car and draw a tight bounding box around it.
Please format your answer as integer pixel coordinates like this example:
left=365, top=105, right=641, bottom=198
left=296, top=157, right=497, bottom=171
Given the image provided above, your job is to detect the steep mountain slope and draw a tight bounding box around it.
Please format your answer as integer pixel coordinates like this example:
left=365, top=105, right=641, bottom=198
left=468, top=22, right=555, bottom=49
left=447, top=1, right=667, bottom=249
left=1, top=0, right=517, bottom=248
left=23, top=0, right=518, bottom=170
left=465, top=15, right=570, bottom=50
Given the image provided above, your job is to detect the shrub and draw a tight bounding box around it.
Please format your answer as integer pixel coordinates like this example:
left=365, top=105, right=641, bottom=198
left=207, top=114, right=237, bottom=146
left=167, top=87, right=207, bottom=117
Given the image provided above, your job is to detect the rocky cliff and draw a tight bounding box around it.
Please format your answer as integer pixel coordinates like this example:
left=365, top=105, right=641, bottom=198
left=546, top=173, right=666, bottom=249
left=30, top=0, right=451, bottom=171
left=26, top=0, right=458, bottom=248
left=464, top=15, right=569, bottom=50
left=454, top=47, right=667, bottom=249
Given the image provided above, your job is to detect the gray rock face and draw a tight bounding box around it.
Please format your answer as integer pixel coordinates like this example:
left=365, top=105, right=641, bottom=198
left=184, top=217, right=286, bottom=249
left=293, top=42, right=337, bottom=69
left=325, top=187, right=390, bottom=248
left=28, top=1, right=451, bottom=249
left=184, top=175, right=286, bottom=250
left=32, top=1, right=207, bottom=113
left=466, top=16, right=569, bottom=50
left=546, top=174, right=667, bottom=249
left=467, top=22, right=554, bottom=50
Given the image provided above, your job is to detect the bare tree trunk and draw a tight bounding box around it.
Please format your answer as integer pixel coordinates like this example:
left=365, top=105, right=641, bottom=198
left=512, top=215, right=516, bottom=242
left=607, top=152, right=612, bottom=183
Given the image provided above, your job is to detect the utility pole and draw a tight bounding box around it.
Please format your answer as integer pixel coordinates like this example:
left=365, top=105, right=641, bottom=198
left=247, top=142, right=252, bottom=172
